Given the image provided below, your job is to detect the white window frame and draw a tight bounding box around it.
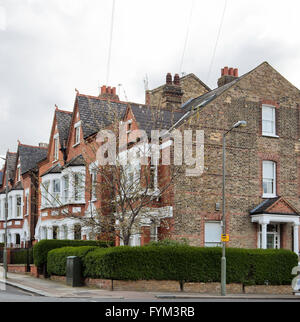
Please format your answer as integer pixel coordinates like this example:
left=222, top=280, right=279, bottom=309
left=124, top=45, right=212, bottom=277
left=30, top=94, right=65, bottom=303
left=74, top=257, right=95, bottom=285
left=62, top=175, right=69, bottom=204
left=16, top=196, right=22, bottom=218
left=91, top=169, right=97, bottom=201
left=262, top=105, right=277, bottom=137
left=258, top=223, right=281, bottom=249
left=52, top=179, right=61, bottom=206
left=262, top=161, right=277, bottom=198
left=53, top=135, right=59, bottom=161
left=74, top=122, right=81, bottom=146
left=17, top=163, right=21, bottom=182
left=42, top=180, right=50, bottom=208
left=74, top=173, right=84, bottom=202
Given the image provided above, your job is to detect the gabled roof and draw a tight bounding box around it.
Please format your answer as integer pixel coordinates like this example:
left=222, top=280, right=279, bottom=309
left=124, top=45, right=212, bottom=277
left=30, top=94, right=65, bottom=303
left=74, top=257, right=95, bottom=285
left=147, top=73, right=211, bottom=93
left=55, top=109, right=72, bottom=147
left=18, top=144, right=48, bottom=175
left=250, top=197, right=300, bottom=216
left=76, top=95, right=128, bottom=139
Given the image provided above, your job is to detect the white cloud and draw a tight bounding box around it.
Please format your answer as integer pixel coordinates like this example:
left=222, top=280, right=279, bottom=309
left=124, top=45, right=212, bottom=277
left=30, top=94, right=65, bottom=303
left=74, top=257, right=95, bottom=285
left=0, top=5, right=6, bottom=30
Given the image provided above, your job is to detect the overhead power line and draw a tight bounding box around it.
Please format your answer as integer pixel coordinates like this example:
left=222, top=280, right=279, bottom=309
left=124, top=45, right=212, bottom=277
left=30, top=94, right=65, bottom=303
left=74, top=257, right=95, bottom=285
left=179, top=0, right=196, bottom=74
left=206, top=0, right=228, bottom=84
left=106, top=0, right=116, bottom=85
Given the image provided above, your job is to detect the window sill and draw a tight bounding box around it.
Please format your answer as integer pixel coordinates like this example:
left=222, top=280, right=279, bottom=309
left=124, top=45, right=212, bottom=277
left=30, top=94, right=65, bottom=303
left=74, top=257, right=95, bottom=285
left=262, top=194, right=277, bottom=199
left=72, top=142, right=80, bottom=148
left=262, top=134, right=279, bottom=139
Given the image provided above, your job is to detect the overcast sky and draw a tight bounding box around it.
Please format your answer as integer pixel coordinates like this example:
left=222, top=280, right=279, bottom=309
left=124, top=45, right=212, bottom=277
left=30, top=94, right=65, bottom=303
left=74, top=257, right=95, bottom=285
left=1, top=0, right=300, bottom=166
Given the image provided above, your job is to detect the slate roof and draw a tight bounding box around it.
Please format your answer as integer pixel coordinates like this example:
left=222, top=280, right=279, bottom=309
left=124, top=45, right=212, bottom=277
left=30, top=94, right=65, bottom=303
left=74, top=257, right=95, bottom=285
left=181, top=79, right=239, bottom=113
left=6, top=152, right=17, bottom=181
left=250, top=197, right=300, bottom=216
left=18, top=145, right=48, bottom=175
left=250, top=197, right=281, bottom=215
left=41, top=163, right=63, bottom=177
left=130, top=104, right=185, bottom=136
left=11, top=181, right=23, bottom=191
left=56, top=110, right=72, bottom=146
left=65, top=155, right=85, bottom=167
left=77, top=95, right=128, bottom=139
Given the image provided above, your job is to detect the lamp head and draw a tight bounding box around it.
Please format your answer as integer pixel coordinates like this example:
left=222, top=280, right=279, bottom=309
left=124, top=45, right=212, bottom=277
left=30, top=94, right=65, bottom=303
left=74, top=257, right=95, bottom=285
left=233, top=120, right=247, bottom=128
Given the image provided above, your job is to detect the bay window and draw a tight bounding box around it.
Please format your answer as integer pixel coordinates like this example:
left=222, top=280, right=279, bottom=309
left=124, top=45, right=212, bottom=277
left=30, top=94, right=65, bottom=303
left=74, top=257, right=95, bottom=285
left=42, top=181, right=50, bottom=207
left=91, top=169, right=97, bottom=201
left=16, top=196, right=22, bottom=218
left=62, top=175, right=69, bottom=203
left=53, top=179, right=61, bottom=206
left=74, top=173, right=84, bottom=201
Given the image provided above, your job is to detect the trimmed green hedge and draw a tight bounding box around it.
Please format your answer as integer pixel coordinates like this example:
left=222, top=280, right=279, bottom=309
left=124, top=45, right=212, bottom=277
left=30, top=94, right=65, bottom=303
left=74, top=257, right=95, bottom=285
left=82, top=246, right=297, bottom=286
left=47, top=246, right=97, bottom=276
left=33, top=240, right=113, bottom=267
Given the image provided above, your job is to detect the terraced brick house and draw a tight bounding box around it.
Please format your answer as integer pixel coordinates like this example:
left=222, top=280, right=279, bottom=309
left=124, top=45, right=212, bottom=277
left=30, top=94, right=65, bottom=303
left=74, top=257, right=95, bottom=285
left=0, top=144, right=48, bottom=248
left=3, top=62, right=299, bottom=255
left=33, top=75, right=207, bottom=245
left=158, top=62, right=300, bottom=254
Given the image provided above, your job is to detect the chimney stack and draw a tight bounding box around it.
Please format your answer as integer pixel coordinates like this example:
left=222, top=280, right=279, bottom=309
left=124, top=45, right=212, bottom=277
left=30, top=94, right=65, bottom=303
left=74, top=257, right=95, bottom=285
left=161, top=73, right=183, bottom=111
left=218, top=66, right=239, bottom=87
left=99, top=85, right=119, bottom=101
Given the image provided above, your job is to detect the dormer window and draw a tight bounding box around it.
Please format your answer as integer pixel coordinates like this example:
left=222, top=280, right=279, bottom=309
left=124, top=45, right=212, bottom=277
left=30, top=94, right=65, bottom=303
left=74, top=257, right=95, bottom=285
left=53, top=136, right=59, bottom=161
left=262, top=105, right=276, bottom=137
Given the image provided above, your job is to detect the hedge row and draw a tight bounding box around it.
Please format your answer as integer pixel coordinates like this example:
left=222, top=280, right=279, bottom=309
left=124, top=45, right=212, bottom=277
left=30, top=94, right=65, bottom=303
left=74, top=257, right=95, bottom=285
left=33, top=240, right=113, bottom=267
left=47, top=246, right=298, bottom=286
left=47, top=246, right=97, bottom=276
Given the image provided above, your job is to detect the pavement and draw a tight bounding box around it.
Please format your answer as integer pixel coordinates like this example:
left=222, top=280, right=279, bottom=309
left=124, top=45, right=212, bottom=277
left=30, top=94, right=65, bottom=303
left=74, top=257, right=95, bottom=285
left=2, top=272, right=300, bottom=301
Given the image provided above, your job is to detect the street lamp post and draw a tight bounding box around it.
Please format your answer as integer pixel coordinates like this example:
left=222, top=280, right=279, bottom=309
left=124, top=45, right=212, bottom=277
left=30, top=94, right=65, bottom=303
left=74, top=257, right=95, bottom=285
left=0, top=156, right=8, bottom=280
left=221, top=121, right=247, bottom=296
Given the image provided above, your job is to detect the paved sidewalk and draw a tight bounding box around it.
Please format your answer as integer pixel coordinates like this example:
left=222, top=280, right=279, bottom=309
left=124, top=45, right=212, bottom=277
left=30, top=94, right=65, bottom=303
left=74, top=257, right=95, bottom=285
left=3, top=273, right=300, bottom=300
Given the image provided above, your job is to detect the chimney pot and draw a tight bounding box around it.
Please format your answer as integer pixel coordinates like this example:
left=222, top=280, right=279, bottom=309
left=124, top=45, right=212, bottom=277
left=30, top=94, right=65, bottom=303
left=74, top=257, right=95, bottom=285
left=224, top=67, right=229, bottom=76
left=234, top=68, right=239, bottom=77
left=101, top=86, right=106, bottom=95
left=229, top=68, right=234, bottom=76
left=166, top=73, right=172, bottom=85
left=221, top=68, right=224, bottom=76
left=174, top=74, right=180, bottom=85
left=112, top=87, right=116, bottom=96
left=107, top=86, right=111, bottom=94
